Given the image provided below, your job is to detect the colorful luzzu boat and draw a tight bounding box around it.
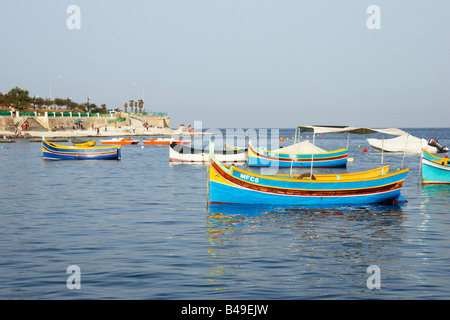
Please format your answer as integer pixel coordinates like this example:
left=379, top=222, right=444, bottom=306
left=247, top=141, right=348, bottom=168
left=421, top=149, right=450, bottom=184
left=208, top=156, right=408, bottom=205
left=207, top=136, right=409, bottom=206
left=42, top=140, right=121, bottom=160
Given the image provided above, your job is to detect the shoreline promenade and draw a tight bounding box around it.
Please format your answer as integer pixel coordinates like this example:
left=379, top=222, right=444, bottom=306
left=0, top=125, right=201, bottom=139
left=0, top=112, right=203, bottom=139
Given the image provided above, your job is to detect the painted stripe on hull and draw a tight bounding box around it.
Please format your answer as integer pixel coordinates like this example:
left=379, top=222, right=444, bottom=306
left=247, top=144, right=348, bottom=168
left=43, top=151, right=120, bottom=160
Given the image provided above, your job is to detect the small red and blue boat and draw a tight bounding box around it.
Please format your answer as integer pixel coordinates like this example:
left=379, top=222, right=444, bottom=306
left=42, top=140, right=121, bottom=160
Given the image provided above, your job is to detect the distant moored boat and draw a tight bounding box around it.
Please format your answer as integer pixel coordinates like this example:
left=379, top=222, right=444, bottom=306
left=101, top=138, right=139, bottom=145
left=42, top=140, right=121, bottom=160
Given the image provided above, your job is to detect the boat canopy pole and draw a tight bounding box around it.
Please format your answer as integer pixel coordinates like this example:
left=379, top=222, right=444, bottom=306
left=310, top=128, right=316, bottom=179
left=381, top=134, right=385, bottom=164
left=401, top=135, right=409, bottom=169
left=289, top=126, right=298, bottom=176
left=346, top=133, right=350, bottom=149
left=417, top=153, right=423, bottom=185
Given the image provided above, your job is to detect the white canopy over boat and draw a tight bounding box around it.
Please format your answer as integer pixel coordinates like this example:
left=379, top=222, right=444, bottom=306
left=296, top=125, right=409, bottom=136
left=272, top=140, right=327, bottom=154
left=367, top=135, right=442, bottom=154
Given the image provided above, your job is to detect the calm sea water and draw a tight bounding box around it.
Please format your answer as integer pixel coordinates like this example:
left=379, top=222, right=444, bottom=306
left=0, top=127, right=449, bottom=300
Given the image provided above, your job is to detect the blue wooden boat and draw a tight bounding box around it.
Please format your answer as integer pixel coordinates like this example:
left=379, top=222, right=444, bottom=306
left=42, top=140, right=121, bottom=160
left=421, top=149, right=450, bottom=184
left=247, top=142, right=348, bottom=168
left=208, top=155, right=409, bottom=206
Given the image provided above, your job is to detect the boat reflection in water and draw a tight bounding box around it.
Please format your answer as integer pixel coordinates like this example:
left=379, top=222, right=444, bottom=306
left=421, top=184, right=450, bottom=211
left=207, top=203, right=405, bottom=221
left=205, top=203, right=405, bottom=295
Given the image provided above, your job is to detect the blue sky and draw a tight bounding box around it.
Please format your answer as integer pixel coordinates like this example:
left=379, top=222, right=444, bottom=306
left=1, top=0, right=449, bottom=128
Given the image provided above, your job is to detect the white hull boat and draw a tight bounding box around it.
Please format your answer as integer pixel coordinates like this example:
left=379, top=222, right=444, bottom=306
left=169, top=143, right=247, bottom=163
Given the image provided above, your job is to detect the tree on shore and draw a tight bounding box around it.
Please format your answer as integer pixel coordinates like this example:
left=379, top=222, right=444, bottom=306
left=44, top=98, right=54, bottom=108
left=0, top=86, right=118, bottom=113
left=3, top=87, right=31, bottom=109
left=54, top=98, right=67, bottom=108
left=129, top=100, right=134, bottom=113
left=32, top=96, right=45, bottom=109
